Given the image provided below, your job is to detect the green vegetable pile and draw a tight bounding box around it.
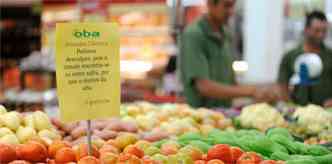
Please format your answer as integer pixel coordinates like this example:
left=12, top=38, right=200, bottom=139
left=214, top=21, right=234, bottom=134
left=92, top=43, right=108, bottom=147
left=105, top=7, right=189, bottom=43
left=175, top=128, right=332, bottom=164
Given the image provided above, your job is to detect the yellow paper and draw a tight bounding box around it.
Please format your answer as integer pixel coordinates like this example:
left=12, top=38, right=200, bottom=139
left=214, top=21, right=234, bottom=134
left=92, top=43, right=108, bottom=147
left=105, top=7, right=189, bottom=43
left=55, top=23, right=120, bottom=123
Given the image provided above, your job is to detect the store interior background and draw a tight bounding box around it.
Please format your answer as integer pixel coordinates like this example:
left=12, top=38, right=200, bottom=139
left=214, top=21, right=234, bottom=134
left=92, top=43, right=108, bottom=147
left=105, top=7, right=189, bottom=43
left=1, top=0, right=332, bottom=116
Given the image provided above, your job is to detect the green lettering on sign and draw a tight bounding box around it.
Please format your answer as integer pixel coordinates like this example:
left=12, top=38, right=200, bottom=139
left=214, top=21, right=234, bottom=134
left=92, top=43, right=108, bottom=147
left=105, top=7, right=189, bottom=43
left=73, top=29, right=100, bottom=39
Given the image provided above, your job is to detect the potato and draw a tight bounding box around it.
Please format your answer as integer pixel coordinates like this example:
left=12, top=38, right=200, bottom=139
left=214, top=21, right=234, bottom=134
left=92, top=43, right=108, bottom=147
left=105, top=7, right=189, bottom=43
left=142, top=131, right=169, bottom=142
left=104, top=121, right=123, bottom=132
left=93, top=129, right=117, bottom=140
left=70, top=126, right=87, bottom=139
left=121, top=122, right=138, bottom=133
left=63, top=135, right=73, bottom=142
left=87, top=121, right=104, bottom=130
left=63, top=122, right=79, bottom=133
left=50, top=118, right=64, bottom=130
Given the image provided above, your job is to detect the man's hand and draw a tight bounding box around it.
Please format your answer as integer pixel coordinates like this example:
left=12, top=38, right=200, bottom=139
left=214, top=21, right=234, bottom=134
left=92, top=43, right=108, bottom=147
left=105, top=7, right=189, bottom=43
left=324, top=99, right=332, bottom=108
left=253, top=86, right=281, bottom=103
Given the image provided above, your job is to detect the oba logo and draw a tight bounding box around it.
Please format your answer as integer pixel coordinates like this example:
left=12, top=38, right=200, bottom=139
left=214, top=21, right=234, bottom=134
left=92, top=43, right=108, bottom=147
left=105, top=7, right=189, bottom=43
left=73, top=29, right=100, bottom=38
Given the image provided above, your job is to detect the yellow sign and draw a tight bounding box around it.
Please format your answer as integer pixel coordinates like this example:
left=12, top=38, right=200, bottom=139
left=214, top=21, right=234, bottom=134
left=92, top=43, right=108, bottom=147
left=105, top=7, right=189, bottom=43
left=55, top=23, right=120, bottom=123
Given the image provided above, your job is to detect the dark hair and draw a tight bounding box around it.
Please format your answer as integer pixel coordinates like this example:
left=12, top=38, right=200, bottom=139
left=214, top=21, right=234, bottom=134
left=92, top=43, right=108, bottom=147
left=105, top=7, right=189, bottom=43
left=305, top=10, right=327, bottom=28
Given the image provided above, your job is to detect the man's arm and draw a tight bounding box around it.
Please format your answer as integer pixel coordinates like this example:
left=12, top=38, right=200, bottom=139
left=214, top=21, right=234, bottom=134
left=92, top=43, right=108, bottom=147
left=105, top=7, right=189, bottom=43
left=195, top=78, right=281, bottom=102
left=195, top=78, right=255, bottom=99
left=180, top=31, right=276, bottom=102
left=324, top=99, right=332, bottom=107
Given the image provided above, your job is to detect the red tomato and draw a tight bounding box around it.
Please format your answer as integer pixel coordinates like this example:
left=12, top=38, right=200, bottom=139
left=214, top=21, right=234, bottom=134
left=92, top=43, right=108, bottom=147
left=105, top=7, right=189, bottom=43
left=259, top=160, right=276, bottom=164
left=207, top=159, right=226, bottom=164
left=207, top=144, right=232, bottom=163
left=195, top=160, right=207, bottom=164
left=236, top=152, right=262, bottom=164
left=230, top=147, right=244, bottom=162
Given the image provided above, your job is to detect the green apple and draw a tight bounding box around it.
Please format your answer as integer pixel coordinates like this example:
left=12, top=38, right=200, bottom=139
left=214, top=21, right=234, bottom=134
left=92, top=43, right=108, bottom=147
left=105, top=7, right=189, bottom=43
left=0, top=134, right=19, bottom=145
left=1, top=112, right=21, bottom=131
left=16, top=126, right=37, bottom=143
left=38, top=129, right=61, bottom=141
left=176, top=152, right=193, bottom=164
left=0, top=105, right=7, bottom=115
left=23, top=114, right=35, bottom=129
left=0, top=127, right=14, bottom=137
left=91, top=138, right=105, bottom=149
left=135, top=140, right=151, bottom=151
left=167, top=154, right=180, bottom=164
left=151, top=154, right=168, bottom=163
left=33, top=111, right=52, bottom=131
left=0, top=117, right=4, bottom=127
left=121, top=116, right=135, bottom=122
left=144, top=146, right=160, bottom=156
left=115, top=132, right=138, bottom=149
left=163, top=140, right=180, bottom=148
left=179, top=145, right=204, bottom=161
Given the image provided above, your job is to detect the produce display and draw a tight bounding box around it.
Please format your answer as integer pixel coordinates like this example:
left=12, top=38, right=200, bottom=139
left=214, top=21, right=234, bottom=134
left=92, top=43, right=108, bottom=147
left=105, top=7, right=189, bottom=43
left=181, top=128, right=331, bottom=163
left=277, top=104, right=332, bottom=144
left=1, top=102, right=332, bottom=163
left=50, top=102, right=233, bottom=144
left=0, top=105, right=61, bottom=145
left=236, top=103, right=287, bottom=131
left=290, top=105, right=332, bottom=136
left=235, top=103, right=332, bottom=144
left=1, top=129, right=287, bottom=164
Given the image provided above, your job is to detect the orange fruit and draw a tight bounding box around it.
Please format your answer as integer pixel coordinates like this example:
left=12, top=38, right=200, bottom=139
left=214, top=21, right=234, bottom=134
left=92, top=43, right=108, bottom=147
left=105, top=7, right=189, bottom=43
left=99, top=144, right=119, bottom=155
left=77, top=156, right=100, bottom=164
left=46, top=159, right=56, bottom=164
left=118, top=153, right=131, bottom=161
left=117, top=153, right=141, bottom=164
left=48, top=140, right=71, bottom=158
left=202, top=154, right=208, bottom=160
left=55, top=147, right=76, bottom=163
left=99, top=152, right=118, bottom=164
left=195, top=160, right=207, bottom=164
left=8, top=160, right=32, bottom=164
left=142, top=156, right=158, bottom=164
left=123, top=145, right=144, bottom=158
left=75, top=143, right=100, bottom=161
left=0, top=143, right=17, bottom=163
left=16, top=141, right=48, bottom=162
left=105, top=139, right=118, bottom=148
left=180, top=146, right=203, bottom=161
